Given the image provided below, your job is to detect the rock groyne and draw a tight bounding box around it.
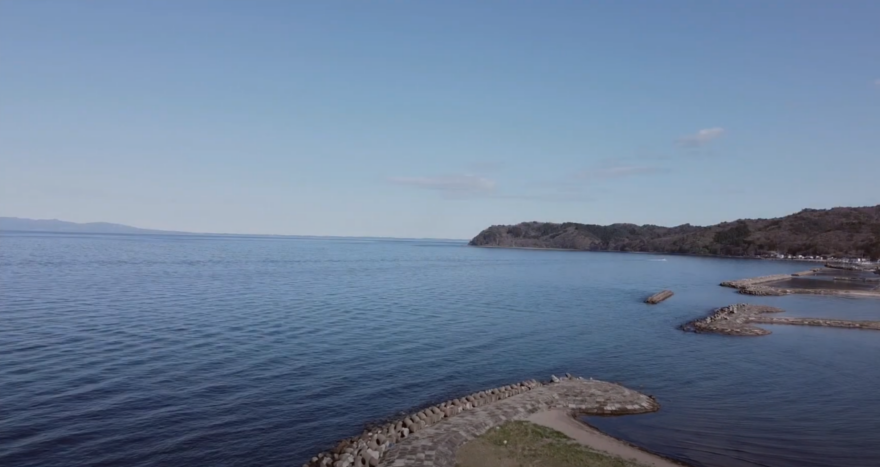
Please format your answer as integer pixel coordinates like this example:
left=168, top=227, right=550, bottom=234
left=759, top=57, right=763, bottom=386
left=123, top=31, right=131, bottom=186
left=301, top=376, right=659, bottom=467
left=750, top=316, right=880, bottom=331
left=680, top=304, right=785, bottom=336
left=720, top=269, right=880, bottom=298
left=681, top=303, right=880, bottom=336
left=302, top=379, right=542, bottom=467
left=737, top=285, right=880, bottom=298
left=720, top=274, right=793, bottom=289
left=825, top=262, right=877, bottom=272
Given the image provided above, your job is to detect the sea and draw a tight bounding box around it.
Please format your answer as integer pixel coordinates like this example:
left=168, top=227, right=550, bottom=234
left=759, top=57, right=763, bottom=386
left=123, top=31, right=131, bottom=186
left=1, top=232, right=878, bottom=467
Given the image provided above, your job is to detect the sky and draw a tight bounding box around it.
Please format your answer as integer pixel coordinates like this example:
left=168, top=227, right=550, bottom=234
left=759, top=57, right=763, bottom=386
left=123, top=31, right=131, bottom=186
left=1, top=1, right=879, bottom=239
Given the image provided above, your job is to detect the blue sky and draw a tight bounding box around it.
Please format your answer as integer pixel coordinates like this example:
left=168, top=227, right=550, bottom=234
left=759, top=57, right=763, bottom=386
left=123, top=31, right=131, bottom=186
left=2, top=1, right=878, bottom=239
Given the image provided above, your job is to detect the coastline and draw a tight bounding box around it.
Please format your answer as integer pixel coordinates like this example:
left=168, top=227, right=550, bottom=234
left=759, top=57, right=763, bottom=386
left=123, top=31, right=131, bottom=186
left=469, top=244, right=836, bottom=263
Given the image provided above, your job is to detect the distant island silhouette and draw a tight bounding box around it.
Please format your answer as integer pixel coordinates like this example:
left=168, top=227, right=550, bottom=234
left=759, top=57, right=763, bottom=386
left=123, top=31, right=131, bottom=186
left=0, top=217, right=183, bottom=235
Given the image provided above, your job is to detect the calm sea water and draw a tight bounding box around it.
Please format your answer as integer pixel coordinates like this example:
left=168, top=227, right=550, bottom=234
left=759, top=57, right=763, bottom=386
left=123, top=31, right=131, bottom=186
left=2, top=232, right=879, bottom=467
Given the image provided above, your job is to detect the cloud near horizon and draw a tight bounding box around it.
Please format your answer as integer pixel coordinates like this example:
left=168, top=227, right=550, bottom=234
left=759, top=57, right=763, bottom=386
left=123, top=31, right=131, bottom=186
left=387, top=174, right=496, bottom=195
left=676, top=127, right=725, bottom=147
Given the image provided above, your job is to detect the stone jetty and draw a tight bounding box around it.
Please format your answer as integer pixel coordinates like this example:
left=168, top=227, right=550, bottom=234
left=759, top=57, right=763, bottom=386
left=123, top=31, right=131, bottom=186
left=791, top=269, right=820, bottom=277
left=720, top=269, right=819, bottom=289
left=301, top=376, right=659, bottom=467
left=681, top=304, right=784, bottom=336
left=833, top=276, right=880, bottom=283
left=720, top=269, right=880, bottom=298
left=720, top=273, right=794, bottom=289
left=681, top=303, right=880, bottom=336
left=826, top=262, right=877, bottom=272
left=737, top=285, right=880, bottom=298
left=645, top=290, right=674, bottom=304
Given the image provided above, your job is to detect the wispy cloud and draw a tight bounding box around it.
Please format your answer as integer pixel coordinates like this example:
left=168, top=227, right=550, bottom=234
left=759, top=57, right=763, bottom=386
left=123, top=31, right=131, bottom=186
left=875, top=79, right=880, bottom=86
left=676, top=127, right=725, bottom=147
left=576, top=165, right=663, bottom=180
left=388, top=174, right=496, bottom=195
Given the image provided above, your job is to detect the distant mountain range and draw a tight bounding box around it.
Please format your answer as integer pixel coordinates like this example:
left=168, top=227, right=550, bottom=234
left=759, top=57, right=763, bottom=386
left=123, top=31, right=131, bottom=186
left=469, top=205, right=880, bottom=260
left=0, top=217, right=464, bottom=242
left=0, top=217, right=182, bottom=235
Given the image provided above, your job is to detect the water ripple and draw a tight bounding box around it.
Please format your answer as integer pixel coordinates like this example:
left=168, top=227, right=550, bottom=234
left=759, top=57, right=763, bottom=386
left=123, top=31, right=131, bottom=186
left=1, top=232, right=879, bottom=467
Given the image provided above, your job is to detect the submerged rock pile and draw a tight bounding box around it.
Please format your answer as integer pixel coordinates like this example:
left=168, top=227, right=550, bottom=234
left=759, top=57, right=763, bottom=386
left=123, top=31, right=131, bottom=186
left=645, top=290, right=674, bottom=304
left=302, top=379, right=544, bottom=467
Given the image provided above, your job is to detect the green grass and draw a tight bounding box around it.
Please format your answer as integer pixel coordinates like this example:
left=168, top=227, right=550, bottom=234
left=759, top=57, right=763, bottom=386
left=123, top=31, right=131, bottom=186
left=455, top=421, right=646, bottom=467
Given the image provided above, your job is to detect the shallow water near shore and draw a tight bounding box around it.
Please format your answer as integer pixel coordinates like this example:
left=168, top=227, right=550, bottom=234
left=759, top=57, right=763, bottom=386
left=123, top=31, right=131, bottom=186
left=2, top=232, right=879, bottom=467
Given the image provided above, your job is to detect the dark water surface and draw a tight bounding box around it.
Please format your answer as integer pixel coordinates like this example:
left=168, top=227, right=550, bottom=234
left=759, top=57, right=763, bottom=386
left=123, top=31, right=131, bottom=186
left=2, top=232, right=879, bottom=467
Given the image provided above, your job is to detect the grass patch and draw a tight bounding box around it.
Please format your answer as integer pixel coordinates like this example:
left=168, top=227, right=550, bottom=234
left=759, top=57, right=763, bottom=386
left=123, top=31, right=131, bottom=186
left=456, top=421, right=646, bottom=467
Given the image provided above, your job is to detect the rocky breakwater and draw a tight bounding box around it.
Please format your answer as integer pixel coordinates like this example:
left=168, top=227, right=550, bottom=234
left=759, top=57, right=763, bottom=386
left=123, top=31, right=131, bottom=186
left=379, top=376, right=659, bottom=467
left=826, top=262, right=877, bottom=272
left=720, top=269, right=880, bottom=297
left=752, top=316, right=880, bottom=331
left=739, top=284, right=880, bottom=298
left=681, top=304, right=785, bottom=336
left=720, top=273, right=795, bottom=289
left=681, top=303, right=880, bottom=336
left=833, top=276, right=880, bottom=283
left=301, top=376, right=660, bottom=467
left=301, top=379, right=543, bottom=467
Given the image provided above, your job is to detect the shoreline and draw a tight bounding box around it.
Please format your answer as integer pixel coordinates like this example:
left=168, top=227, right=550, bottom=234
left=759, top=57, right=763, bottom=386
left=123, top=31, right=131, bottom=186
left=470, top=244, right=846, bottom=263
left=529, top=409, right=688, bottom=467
